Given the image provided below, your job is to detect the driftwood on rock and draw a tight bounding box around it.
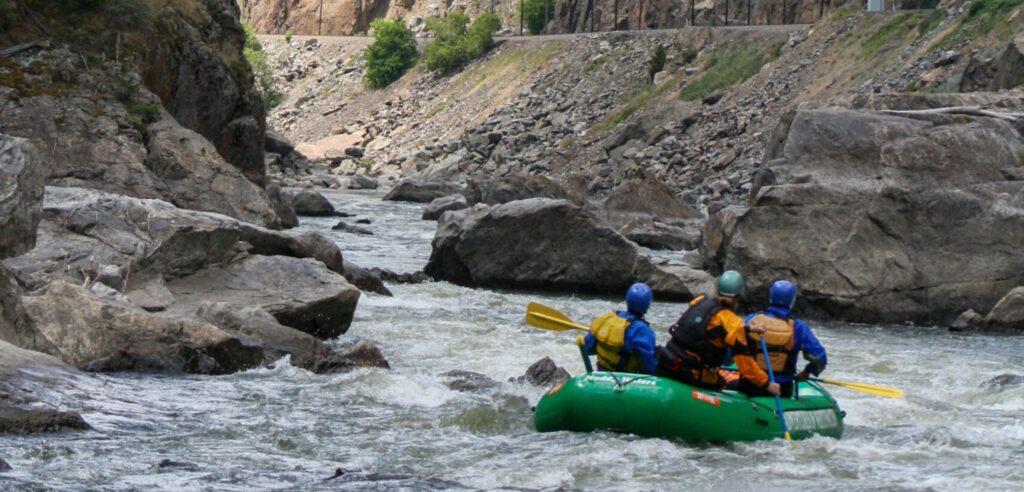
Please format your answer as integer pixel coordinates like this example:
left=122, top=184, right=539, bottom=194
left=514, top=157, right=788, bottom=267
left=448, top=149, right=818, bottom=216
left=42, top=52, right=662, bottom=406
left=0, top=40, right=51, bottom=59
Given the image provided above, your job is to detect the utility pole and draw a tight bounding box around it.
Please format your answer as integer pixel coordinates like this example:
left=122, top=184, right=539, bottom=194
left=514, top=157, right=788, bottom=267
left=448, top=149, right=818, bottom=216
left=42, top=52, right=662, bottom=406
left=520, top=0, right=524, bottom=35
left=725, top=0, right=728, bottom=25
left=690, top=0, right=695, bottom=26
left=747, top=0, right=751, bottom=24
left=318, top=0, right=323, bottom=35
left=614, top=0, right=619, bottom=30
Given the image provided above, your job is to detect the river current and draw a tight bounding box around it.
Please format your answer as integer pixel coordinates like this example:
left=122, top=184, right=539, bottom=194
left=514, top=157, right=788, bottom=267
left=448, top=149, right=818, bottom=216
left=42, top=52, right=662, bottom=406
left=2, top=190, right=1023, bottom=491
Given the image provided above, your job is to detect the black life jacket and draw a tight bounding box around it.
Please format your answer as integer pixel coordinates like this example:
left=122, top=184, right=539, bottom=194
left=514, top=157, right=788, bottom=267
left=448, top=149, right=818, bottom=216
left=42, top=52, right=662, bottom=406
left=665, top=295, right=725, bottom=368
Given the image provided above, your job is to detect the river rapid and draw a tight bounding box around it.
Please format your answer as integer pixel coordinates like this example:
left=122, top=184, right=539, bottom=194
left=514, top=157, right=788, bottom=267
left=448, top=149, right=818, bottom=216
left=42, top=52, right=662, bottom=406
left=2, top=190, right=1023, bottom=491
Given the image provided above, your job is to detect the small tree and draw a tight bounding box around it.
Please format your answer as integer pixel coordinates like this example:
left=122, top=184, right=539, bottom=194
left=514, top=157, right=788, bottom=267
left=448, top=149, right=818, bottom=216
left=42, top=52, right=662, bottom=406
left=647, top=44, right=667, bottom=83
left=243, top=22, right=284, bottom=110
left=364, top=19, right=418, bottom=88
left=522, top=0, right=555, bottom=35
left=423, top=12, right=502, bottom=73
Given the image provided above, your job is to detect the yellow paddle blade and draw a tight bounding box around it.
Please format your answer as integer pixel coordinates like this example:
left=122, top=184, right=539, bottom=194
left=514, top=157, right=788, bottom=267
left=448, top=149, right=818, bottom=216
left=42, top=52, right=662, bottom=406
left=525, top=302, right=590, bottom=332
left=816, top=378, right=904, bottom=399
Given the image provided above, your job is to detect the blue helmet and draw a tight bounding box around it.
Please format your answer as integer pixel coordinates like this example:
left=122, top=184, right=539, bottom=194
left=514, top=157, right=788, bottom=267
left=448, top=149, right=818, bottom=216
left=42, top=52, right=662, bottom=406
left=769, top=280, right=798, bottom=309
left=626, top=283, right=653, bottom=315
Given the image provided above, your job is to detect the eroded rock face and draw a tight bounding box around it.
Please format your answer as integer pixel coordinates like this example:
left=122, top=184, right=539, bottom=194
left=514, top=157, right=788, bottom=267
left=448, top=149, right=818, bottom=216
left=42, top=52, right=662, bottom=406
left=705, top=104, right=1024, bottom=323
left=425, top=199, right=710, bottom=299
left=0, top=135, right=44, bottom=258
left=960, top=33, right=1024, bottom=92
left=22, top=282, right=265, bottom=374
left=141, top=0, right=266, bottom=184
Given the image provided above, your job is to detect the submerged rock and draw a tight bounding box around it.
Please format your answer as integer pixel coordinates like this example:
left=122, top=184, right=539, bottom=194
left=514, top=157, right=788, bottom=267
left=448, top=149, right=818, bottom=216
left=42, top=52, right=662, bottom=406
left=981, top=374, right=1024, bottom=388
left=0, top=407, right=90, bottom=435
left=441, top=370, right=499, bottom=392
left=332, top=220, right=374, bottom=235
left=0, top=457, right=9, bottom=472
left=157, top=459, right=199, bottom=472
left=510, top=357, right=571, bottom=387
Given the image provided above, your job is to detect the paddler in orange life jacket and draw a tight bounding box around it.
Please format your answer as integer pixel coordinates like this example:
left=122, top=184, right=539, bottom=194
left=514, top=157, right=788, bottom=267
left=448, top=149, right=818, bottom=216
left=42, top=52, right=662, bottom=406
left=655, top=270, right=780, bottom=396
left=742, top=280, right=828, bottom=398
left=581, top=283, right=658, bottom=375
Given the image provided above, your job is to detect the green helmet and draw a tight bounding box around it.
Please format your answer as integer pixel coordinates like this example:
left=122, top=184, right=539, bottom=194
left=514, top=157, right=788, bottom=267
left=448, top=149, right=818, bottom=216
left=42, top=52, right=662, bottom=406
left=717, top=270, right=744, bottom=297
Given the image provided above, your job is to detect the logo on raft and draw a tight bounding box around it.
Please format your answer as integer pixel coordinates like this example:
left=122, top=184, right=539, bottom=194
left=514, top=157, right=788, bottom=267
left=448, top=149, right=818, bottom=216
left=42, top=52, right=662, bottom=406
left=691, top=390, right=721, bottom=407
left=583, top=374, right=658, bottom=386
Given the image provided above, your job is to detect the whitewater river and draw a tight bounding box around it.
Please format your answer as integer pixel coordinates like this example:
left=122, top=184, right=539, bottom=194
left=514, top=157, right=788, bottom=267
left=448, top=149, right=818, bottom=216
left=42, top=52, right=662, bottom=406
left=2, top=190, right=1023, bottom=491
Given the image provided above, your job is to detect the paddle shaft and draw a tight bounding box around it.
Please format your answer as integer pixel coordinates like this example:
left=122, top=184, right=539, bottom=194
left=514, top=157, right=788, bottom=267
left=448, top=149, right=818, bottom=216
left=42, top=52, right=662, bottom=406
left=809, top=377, right=904, bottom=398
left=760, top=337, right=791, bottom=440
left=529, top=311, right=590, bottom=331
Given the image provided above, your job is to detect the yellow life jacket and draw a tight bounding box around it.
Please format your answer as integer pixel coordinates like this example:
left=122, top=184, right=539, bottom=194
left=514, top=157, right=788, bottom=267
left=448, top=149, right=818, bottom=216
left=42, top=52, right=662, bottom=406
left=747, top=313, right=795, bottom=373
left=590, top=312, right=642, bottom=373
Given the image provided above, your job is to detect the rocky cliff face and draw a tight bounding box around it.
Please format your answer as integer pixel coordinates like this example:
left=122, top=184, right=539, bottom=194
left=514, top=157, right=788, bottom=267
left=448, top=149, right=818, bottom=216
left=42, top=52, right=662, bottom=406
left=238, top=0, right=855, bottom=35
left=703, top=93, right=1024, bottom=324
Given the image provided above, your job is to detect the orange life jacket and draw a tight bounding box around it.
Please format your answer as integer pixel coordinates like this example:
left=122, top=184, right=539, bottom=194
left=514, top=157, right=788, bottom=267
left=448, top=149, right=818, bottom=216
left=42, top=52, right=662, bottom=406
left=747, top=313, right=796, bottom=374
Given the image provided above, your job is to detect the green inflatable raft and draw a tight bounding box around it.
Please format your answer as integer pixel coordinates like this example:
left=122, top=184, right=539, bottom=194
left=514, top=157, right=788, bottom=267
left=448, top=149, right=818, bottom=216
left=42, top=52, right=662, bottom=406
left=534, top=372, right=844, bottom=442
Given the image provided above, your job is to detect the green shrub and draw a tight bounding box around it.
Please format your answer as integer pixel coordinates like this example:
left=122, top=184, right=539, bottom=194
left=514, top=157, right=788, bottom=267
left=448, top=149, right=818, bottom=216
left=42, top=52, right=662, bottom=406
left=646, top=44, right=667, bottom=83
left=364, top=18, right=418, bottom=88
left=423, top=12, right=502, bottom=73
left=0, top=0, right=15, bottom=33
left=284, top=31, right=293, bottom=43
left=101, top=0, right=153, bottom=30
left=940, top=0, right=1023, bottom=46
left=917, top=8, right=946, bottom=38
left=522, top=0, right=555, bottom=34
left=679, top=44, right=766, bottom=101
left=242, top=21, right=284, bottom=109
left=860, top=13, right=913, bottom=59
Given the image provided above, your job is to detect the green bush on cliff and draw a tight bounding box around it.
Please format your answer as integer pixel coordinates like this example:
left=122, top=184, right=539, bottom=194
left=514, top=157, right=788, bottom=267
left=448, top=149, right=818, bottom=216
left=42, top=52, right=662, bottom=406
left=522, top=0, right=555, bottom=34
left=647, top=45, right=667, bottom=83
left=679, top=44, right=767, bottom=101
left=364, top=18, right=418, bottom=88
left=423, top=12, right=502, bottom=74
left=242, top=21, right=284, bottom=110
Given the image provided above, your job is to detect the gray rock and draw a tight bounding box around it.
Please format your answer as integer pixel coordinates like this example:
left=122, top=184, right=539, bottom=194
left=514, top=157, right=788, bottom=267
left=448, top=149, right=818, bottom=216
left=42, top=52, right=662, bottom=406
left=510, top=357, right=570, bottom=387
left=265, top=129, right=295, bottom=155
left=705, top=104, right=1024, bottom=323
left=463, top=174, right=570, bottom=205
left=425, top=199, right=707, bottom=299
left=601, top=176, right=698, bottom=225
left=981, top=374, right=1024, bottom=388
left=125, top=277, right=176, bottom=313
left=289, top=189, right=337, bottom=216
left=985, top=287, right=1024, bottom=330
left=165, top=255, right=360, bottom=340
left=0, top=407, right=90, bottom=435
left=341, top=260, right=392, bottom=296
left=310, top=340, right=390, bottom=373
left=265, top=184, right=299, bottom=229
left=441, top=370, right=499, bottom=392
left=350, top=174, right=379, bottom=190
left=0, top=135, right=43, bottom=259
left=960, top=33, right=1024, bottom=92
left=950, top=309, right=985, bottom=331
left=623, top=221, right=701, bottom=251
left=332, top=220, right=373, bottom=235
left=0, top=457, right=9, bottom=472
left=383, top=180, right=464, bottom=203
left=22, top=282, right=265, bottom=374
left=422, top=194, right=469, bottom=221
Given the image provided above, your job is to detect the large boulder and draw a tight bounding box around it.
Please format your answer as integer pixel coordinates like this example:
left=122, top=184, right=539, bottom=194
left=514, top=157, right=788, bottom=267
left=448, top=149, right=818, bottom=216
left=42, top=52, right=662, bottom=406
left=165, top=255, right=360, bottom=339
left=422, top=194, right=469, bottom=221
left=143, top=118, right=281, bottom=227
left=5, top=187, right=348, bottom=289
left=601, top=176, right=698, bottom=223
left=21, top=282, right=265, bottom=374
left=985, top=287, right=1024, bottom=330
left=195, top=303, right=388, bottom=372
left=384, top=180, right=463, bottom=203
left=425, top=199, right=710, bottom=299
left=289, top=189, right=338, bottom=216
left=704, top=104, right=1024, bottom=323
left=960, top=33, right=1024, bottom=92
left=0, top=135, right=44, bottom=258
left=0, top=340, right=87, bottom=434
left=463, top=174, right=569, bottom=205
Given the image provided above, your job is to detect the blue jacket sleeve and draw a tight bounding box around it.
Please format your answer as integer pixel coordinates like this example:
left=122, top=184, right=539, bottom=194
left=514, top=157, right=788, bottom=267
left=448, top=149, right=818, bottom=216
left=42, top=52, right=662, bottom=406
left=794, top=320, right=827, bottom=375
left=583, top=333, right=597, bottom=355
left=625, top=320, right=658, bottom=375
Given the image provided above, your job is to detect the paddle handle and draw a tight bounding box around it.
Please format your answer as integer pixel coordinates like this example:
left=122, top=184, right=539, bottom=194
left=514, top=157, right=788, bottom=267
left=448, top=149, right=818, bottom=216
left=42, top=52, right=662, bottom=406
left=576, top=335, right=593, bottom=373
left=760, top=337, right=791, bottom=440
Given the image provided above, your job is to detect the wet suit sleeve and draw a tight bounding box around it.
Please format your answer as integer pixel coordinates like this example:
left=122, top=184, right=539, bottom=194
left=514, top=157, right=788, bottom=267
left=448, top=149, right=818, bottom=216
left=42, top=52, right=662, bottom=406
left=718, top=311, right=769, bottom=387
left=624, top=320, right=657, bottom=375
left=795, top=320, right=827, bottom=376
left=583, top=333, right=597, bottom=355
